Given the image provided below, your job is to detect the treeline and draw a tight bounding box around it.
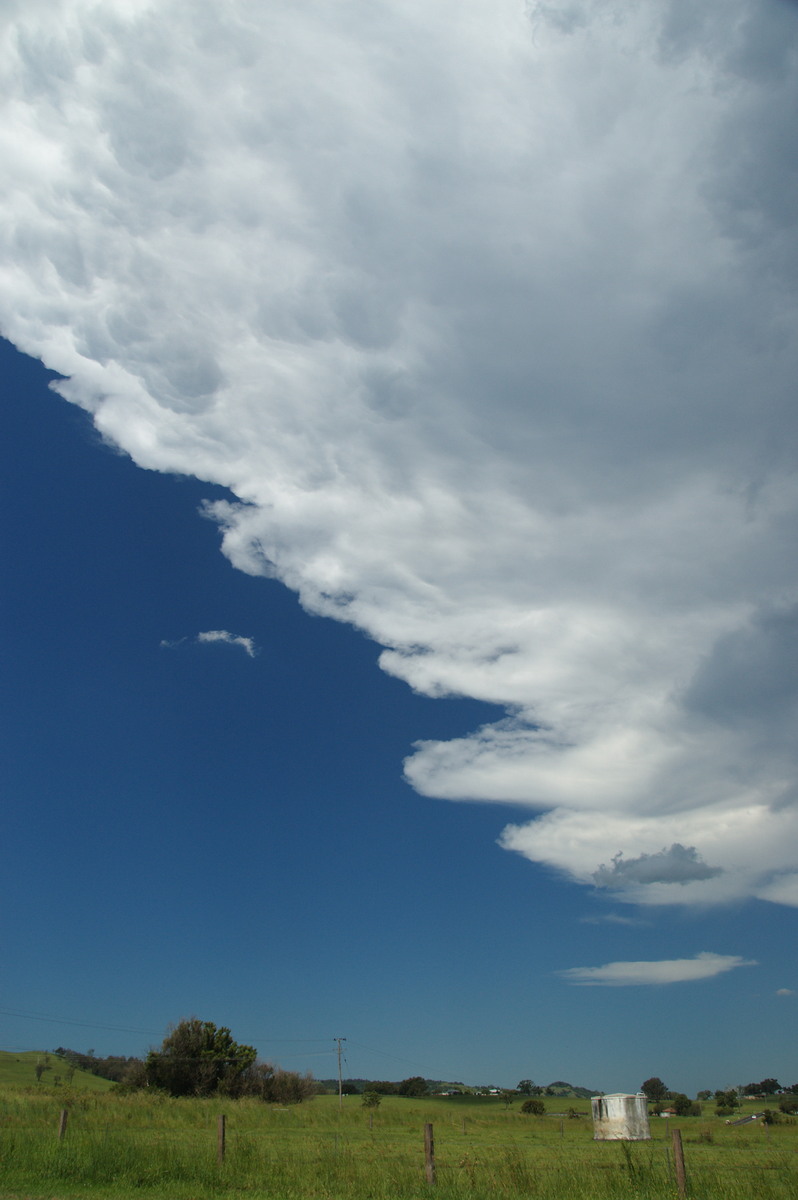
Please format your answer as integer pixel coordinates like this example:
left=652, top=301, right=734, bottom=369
left=53, top=1048, right=142, bottom=1084
left=320, top=1077, right=594, bottom=1099
left=643, top=1076, right=798, bottom=1118
left=54, top=1020, right=314, bottom=1104
left=739, top=1078, right=798, bottom=1097
left=320, top=1076, right=434, bottom=1097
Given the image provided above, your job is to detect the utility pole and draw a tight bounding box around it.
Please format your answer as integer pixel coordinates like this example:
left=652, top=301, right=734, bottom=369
left=335, top=1037, right=346, bottom=1111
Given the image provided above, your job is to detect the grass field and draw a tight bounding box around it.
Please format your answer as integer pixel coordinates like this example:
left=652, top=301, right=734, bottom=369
left=1, top=1083, right=795, bottom=1199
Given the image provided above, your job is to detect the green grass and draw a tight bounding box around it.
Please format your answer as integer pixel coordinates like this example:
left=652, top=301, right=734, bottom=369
left=0, top=1086, right=795, bottom=1199
left=0, top=1050, right=113, bottom=1092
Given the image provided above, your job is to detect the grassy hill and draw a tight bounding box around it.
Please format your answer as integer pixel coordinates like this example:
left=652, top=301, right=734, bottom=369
left=0, top=1050, right=114, bottom=1091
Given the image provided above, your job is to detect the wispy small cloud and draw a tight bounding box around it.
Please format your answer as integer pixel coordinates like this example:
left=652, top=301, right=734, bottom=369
left=776, top=988, right=795, bottom=997
left=197, top=630, right=258, bottom=657
left=580, top=913, right=648, bottom=927
left=560, top=951, right=756, bottom=987
left=593, top=844, right=722, bottom=889
left=160, top=631, right=259, bottom=658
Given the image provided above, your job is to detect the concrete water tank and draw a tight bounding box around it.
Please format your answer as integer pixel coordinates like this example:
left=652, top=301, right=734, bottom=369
left=591, top=1093, right=651, bottom=1140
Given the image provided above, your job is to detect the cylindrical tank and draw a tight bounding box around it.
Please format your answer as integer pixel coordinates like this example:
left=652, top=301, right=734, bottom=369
left=591, top=1093, right=651, bottom=1140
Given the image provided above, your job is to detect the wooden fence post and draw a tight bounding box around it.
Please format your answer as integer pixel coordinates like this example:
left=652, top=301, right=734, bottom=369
left=671, top=1127, right=687, bottom=1199
left=217, top=1114, right=226, bottom=1164
left=424, top=1122, right=436, bottom=1185
left=58, top=1110, right=68, bottom=1141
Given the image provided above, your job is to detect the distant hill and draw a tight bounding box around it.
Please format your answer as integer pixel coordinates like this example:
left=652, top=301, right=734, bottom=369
left=0, top=1050, right=114, bottom=1091
left=544, top=1081, right=598, bottom=1099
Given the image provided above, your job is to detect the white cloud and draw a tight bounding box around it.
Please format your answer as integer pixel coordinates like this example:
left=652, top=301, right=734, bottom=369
left=197, top=630, right=258, bottom=658
left=160, top=631, right=258, bottom=657
left=580, top=913, right=649, bottom=928
left=560, top=952, right=757, bottom=987
left=776, top=989, right=795, bottom=997
left=1, top=0, right=797, bottom=904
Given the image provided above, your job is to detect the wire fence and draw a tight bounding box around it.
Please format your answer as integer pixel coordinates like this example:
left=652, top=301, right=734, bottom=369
left=5, top=1110, right=797, bottom=1190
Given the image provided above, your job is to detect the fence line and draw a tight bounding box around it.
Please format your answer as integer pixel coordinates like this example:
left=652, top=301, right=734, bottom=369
left=15, top=1112, right=791, bottom=1186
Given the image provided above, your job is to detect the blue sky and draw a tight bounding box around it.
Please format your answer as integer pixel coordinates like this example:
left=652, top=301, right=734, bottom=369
left=1, top=0, right=798, bottom=1097
left=2, top=342, right=795, bottom=1098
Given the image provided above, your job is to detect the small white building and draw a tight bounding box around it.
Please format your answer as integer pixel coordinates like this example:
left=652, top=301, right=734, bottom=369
left=591, top=1093, right=651, bottom=1141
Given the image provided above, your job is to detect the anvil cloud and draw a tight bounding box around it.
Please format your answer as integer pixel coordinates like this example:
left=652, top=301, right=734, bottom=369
left=1, top=0, right=797, bottom=906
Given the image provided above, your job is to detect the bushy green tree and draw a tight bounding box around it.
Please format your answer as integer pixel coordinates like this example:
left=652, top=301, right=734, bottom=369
left=521, top=1098, right=546, bottom=1115
left=145, top=1018, right=256, bottom=1097
left=517, top=1079, right=534, bottom=1095
left=714, top=1089, right=739, bottom=1117
left=361, top=1091, right=381, bottom=1108
left=397, top=1076, right=428, bottom=1097
left=641, top=1077, right=669, bottom=1107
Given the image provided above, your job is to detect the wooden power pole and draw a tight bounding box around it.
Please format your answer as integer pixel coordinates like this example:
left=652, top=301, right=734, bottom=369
left=335, top=1037, right=346, bottom=1110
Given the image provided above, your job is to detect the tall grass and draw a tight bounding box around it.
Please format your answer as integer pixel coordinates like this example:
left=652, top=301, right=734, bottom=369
left=1, top=1088, right=796, bottom=1199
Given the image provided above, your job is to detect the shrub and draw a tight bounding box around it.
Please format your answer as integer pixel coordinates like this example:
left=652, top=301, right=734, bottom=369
left=521, top=1098, right=546, bottom=1115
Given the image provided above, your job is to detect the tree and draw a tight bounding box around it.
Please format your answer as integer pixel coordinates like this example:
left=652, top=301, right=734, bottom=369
left=714, top=1089, right=739, bottom=1116
left=521, top=1098, right=546, bottom=1115
left=362, top=1091, right=381, bottom=1108
left=517, top=1079, right=535, bottom=1095
left=668, top=1093, right=694, bottom=1116
left=641, top=1078, right=669, bottom=1108
left=397, top=1076, right=428, bottom=1097
left=145, top=1018, right=256, bottom=1097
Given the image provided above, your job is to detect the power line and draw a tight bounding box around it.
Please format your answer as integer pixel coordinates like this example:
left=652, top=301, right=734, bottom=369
left=0, top=1008, right=158, bottom=1035
left=0, top=1009, right=338, bottom=1051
